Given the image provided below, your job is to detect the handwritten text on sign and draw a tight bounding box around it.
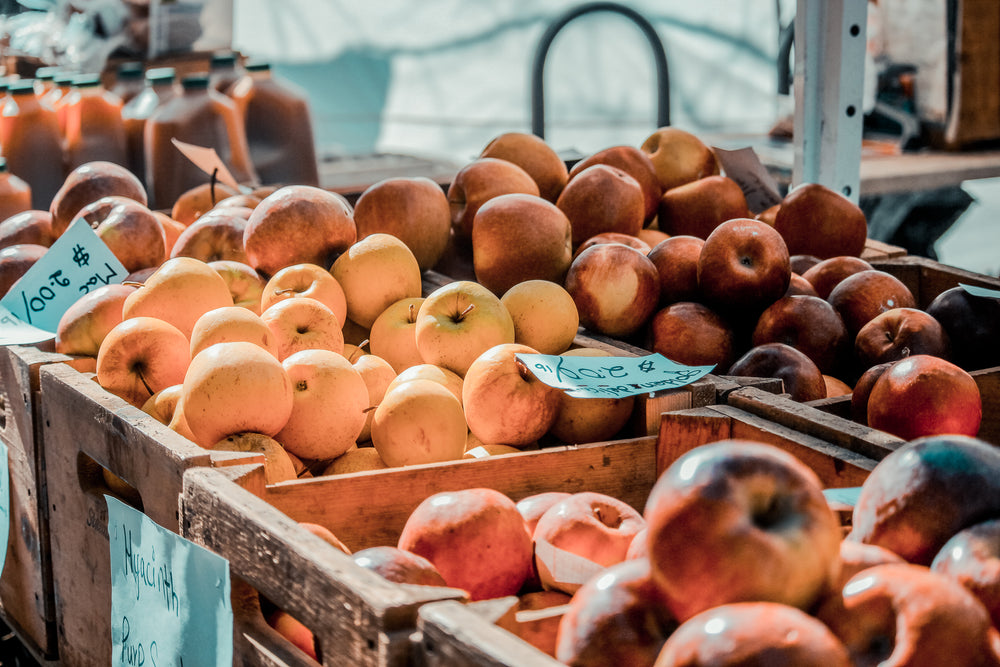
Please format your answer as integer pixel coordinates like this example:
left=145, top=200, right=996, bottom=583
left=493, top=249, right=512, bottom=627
left=0, top=304, right=57, bottom=346
left=108, top=496, right=232, bottom=667
left=517, top=353, right=715, bottom=398
left=0, top=218, right=126, bottom=333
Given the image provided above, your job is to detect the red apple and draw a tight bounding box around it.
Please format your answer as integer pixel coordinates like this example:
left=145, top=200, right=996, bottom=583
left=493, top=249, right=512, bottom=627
left=533, top=492, right=646, bottom=573
left=397, top=488, right=534, bottom=601
left=447, top=158, right=539, bottom=241
left=752, top=295, right=849, bottom=374
left=0, top=210, right=54, bottom=249
left=827, top=269, right=917, bottom=338
left=555, top=558, right=677, bottom=667
left=850, top=360, right=893, bottom=424
left=657, top=174, right=750, bottom=239
left=926, top=285, right=1000, bottom=371
left=91, top=198, right=167, bottom=273
left=866, top=354, right=981, bottom=441
left=0, top=243, right=48, bottom=298
left=931, top=519, right=1000, bottom=629
left=727, top=342, right=826, bottom=402
left=646, top=235, right=704, bottom=305
left=568, top=145, right=662, bottom=224
left=854, top=307, right=950, bottom=367
left=645, top=440, right=842, bottom=622
left=479, top=131, right=568, bottom=203
left=648, top=301, right=735, bottom=369
left=572, top=232, right=650, bottom=262
left=801, top=255, right=874, bottom=300
left=786, top=272, right=820, bottom=297
left=517, top=492, right=573, bottom=537
left=565, top=243, right=660, bottom=338
left=556, top=164, right=644, bottom=247
left=55, top=283, right=138, bottom=356
left=848, top=434, right=1000, bottom=565
left=495, top=590, right=573, bottom=658
left=640, top=127, right=719, bottom=192
left=49, top=160, right=147, bottom=237
left=169, top=210, right=248, bottom=263
left=774, top=182, right=868, bottom=258
left=351, top=546, right=448, bottom=587
left=697, top=218, right=791, bottom=317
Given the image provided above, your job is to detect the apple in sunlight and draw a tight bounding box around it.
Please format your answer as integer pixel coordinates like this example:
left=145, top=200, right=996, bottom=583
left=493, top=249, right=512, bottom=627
left=448, top=157, right=539, bottom=241
left=569, top=145, right=662, bottom=225
left=565, top=243, right=659, bottom=338
left=371, top=379, right=467, bottom=467
left=534, top=492, right=646, bottom=571
left=55, top=283, right=138, bottom=357
left=640, top=126, right=719, bottom=192
left=479, top=131, right=569, bottom=203
left=259, top=262, right=347, bottom=328
left=96, top=316, right=190, bottom=408
left=369, top=296, right=425, bottom=374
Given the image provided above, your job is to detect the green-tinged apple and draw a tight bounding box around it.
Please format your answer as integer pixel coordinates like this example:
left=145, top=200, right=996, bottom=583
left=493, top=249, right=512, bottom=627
left=397, top=488, right=534, bottom=600
left=275, top=348, right=369, bottom=460
left=331, top=232, right=422, bottom=329
left=55, top=283, right=138, bottom=356
left=472, top=193, right=572, bottom=295
left=500, top=279, right=579, bottom=355
left=259, top=262, right=347, bottom=328
left=369, top=296, right=425, bottom=373
left=371, top=379, right=467, bottom=467
left=96, top=316, right=190, bottom=408
left=462, top=343, right=560, bottom=447
left=415, top=280, right=515, bottom=377
left=353, top=176, right=451, bottom=271
left=208, top=259, right=266, bottom=314
left=645, top=439, right=842, bottom=622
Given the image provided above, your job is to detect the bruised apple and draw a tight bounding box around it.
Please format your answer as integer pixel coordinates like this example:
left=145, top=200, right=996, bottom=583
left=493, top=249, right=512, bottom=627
left=645, top=440, right=842, bottom=622
left=867, top=354, right=981, bottom=440
left=397, top=488, right=534, bottom=600
left=565, top=243, right=660, bottom=338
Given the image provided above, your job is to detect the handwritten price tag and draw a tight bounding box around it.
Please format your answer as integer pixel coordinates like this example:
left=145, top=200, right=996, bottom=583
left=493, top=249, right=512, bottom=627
left=0, top=219, right=126, bottom=333
left=0, top=441, right=8, bottom=578
left=108, top=496, right=232, bottom=667
left=712, top=146, right=783, bottom=214
left=0, top=304, right=56, bottom=345
left=516, top=352, right=715, bottom=399
left=960, top=283, right=1000, bottom=299
left=171, top=139, right=252, bottom=192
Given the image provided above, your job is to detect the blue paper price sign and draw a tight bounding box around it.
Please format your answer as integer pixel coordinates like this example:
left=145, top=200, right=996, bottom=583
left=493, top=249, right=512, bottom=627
left=0, top=304, right=56, bottom=345
left=960, top=283, right=1000, bottom=299
left=0, top=440, right=8, bottom=578
left=0, top=218, right=126, bottom=333
left=108, top=496, right=232, bottom=667
left=516, top=352, right=715, bottom=399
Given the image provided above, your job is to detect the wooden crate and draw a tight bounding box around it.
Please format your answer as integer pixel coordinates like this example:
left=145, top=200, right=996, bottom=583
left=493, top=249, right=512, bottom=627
left=0, top=344, right=75, bottom=661
left=180, top=398, right=878, bottom=667
left=869, top=254, right=1000, bottom=309
left=729, top=365, right=1000, bottom=450
left=38, top=363, right=260, bottom=667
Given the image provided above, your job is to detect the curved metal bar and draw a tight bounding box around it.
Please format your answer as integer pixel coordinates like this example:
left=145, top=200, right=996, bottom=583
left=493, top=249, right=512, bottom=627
left=531, top=1, right=670, bottom=139
left=777, top=20, right=795, bottom=95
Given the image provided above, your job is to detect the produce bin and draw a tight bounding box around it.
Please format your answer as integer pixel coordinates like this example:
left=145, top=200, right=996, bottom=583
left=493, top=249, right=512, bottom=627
left=0, top=344, right=76, bottom=661
left=868, top=254, right=1000, bottom=309
left=38, top=363, right=262, bottom=667
left=180, top=391, right=873, bottom=666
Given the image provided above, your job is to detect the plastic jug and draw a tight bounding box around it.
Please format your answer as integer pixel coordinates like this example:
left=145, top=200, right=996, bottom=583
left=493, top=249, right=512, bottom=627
left=209, top=51, right=244, bottom=96
left=122, top=67, right=178, bottom=186
left=0, top=80, right=65, bottom=209
left=110, top=61, right=145, bottom=105
left=62, top=74, right=128, bottom=172
left=228, top=62, right=319, bottom=186
left=0, top=157, right=32, bottom=222
left=145, top=73, right=257, bottom=210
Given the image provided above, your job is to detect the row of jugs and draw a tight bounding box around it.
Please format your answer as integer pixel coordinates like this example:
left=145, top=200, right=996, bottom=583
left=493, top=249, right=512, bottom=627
left=0, top=52, right=320, bottom=213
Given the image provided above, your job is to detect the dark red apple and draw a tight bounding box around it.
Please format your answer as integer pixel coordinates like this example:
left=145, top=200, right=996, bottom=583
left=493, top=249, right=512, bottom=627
left=648, top=301, right=735, bottom=369
left=827, top=269, right=917, bottom=338
left=646, top=235, right=704, bottom=305
left=752, top=295, right=848, bottom=374
left=854, top=307, right=950, bottom=367
left=727, top=342, right=826, bottom=402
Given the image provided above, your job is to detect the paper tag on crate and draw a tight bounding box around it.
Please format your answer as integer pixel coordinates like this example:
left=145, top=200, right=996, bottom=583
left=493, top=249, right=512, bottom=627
left=533, top=537, right=605, bottom=595
left=516, top=352, right=715, bottom=399
left=0, top=305, right=56, bottom=345
left=0, top=440, right=8, bottom=577
left=171, top=139, right=254, bottom=192
left=108, top=495, right=233, bottom=667
left=0, top=219, right=127, bottom=334
left=823, top=486, right=862, bottom=510
left=712, top=146, right=784, bottom=214
left=960, top=283, right=1000, bottom=299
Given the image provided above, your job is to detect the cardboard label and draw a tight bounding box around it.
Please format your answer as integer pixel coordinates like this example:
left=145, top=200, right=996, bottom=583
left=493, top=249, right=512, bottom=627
left=960, top=283, right=1000, bottom=299
left=108, top=496, right=232, bottom=667
left=533, top=537, right=604, bottom=595
left=0, top=219, right=126, bottom=333
left=823, top=486, right=862, bottom=508
left=516, top=352, right=715, bottom=399
left=712, top=146, right=784, bottom=214
left=171, top=139, right=251, bottom=192
left=0, top=441, right=8, bottom=578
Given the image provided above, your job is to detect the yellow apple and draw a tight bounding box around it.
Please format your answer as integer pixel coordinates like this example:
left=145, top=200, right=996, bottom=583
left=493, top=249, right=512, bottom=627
left=368, top=296, right=425, bottom=374
left=371, top=379, right=467, bottom=467
left=352, top=353, right=397, bottom=443
left=500, top=279, right=579, bottom=355
left=331, top=233, right=422, bottom=329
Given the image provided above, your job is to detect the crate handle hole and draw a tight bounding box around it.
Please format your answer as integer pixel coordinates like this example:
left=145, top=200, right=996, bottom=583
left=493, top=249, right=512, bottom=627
left=76, top=451, right=144, bottom=512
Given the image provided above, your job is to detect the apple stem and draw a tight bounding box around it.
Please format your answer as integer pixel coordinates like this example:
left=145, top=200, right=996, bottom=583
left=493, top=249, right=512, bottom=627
left=900, top=346, right=911, bottom=358
left=457, top=303, right=476, bottom=321
left=407, top=302, right=416, bottom=324
left=593, top=506, right=604, bottom=523
left=273, top=288, right=297, bottom=295
left=515, top=358, right=533, bottom=381
left=363, top=405, right=378, bottom=414
left=210, top=168, right=219, bottom=206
